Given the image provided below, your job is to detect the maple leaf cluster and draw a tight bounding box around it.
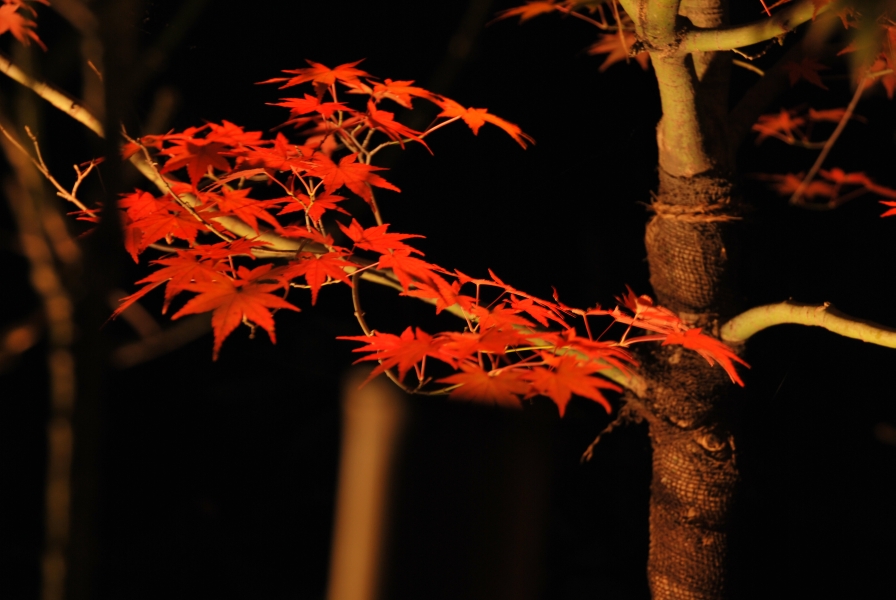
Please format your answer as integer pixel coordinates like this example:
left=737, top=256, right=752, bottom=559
left=89, top=59, right=747, bottom=413
left=749, top=3, right=896, bottom=211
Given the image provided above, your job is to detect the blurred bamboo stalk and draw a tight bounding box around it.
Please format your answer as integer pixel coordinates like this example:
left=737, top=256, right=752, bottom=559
left=0, top=143, right=79, bottom=600
left=327, top=371, right=406, bottom=600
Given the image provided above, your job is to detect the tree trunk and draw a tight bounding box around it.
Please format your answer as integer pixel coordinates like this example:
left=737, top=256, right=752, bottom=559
left=641, top=171, right=744, bottom=600
left=640, top=169, right=743, bottom=600
left=637, top=0, right=745, bottom=597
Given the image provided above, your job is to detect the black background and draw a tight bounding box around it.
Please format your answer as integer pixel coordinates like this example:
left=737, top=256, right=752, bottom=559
left=2, top=1, right=896, bottom=599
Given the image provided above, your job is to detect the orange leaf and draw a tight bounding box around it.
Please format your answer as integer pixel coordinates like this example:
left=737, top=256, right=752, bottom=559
left=172, top=268, right=299, bottom=360
left=587, top=31, right=650, bottom=72
left=160, top=139, right=233, bottom=186
left=338, top=219, right=423, bottom=255
left=439, top=364, right=530, bottom=408
left=365, top=100, right=430, bottom=151
left=662, top=328, right=749, bottom=386
left=312, top=153, right=401, bottom=204
left=282, top=251, right=353, bottom=304
left=0, top=0, right=48, bottom=50
left=367, top=78, right=441, bottom=109
left=261, top=59, right=371, bottom=93
left=783, top=58, right=829, bottom=89
left=340, top=327, right=444, bottom=383
left=752, top=109, right=805, bottom=144
left=492, top=1, right=559, bottom=24
left=435, top=98, right=534, bottom=149
left=522, top=355, right=620, bottom=415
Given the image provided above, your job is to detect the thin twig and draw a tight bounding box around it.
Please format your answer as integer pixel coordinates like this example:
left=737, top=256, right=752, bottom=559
left=789, top=77, right=867, bottom=206
left=0, top=122, right=97, bottom=213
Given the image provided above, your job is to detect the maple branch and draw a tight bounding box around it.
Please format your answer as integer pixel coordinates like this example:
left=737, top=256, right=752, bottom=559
left=727, top=17, right=839, bottom=149
left=720, top=301, right=896, bottom=348
left=678, top=0, right=828, bottom=54
left=789, top=76, right=867, bottom=206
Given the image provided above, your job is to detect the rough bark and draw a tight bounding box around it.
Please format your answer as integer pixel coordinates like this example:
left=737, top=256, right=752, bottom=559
left=638, top=1, right=744, bottom=597
left=641, top=171, right=743, bottom=598
left=636, top=345, right=740, bottom=600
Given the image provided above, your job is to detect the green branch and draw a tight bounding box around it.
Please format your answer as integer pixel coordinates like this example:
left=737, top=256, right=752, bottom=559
left=678, top=0, right=828, bottom=54
left=720, top=301, right=896, bottom=348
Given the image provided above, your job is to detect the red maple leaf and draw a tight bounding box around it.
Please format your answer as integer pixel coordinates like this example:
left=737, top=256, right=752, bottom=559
left=205, top=120, right=266, bottom=147
left=760, top=172, right=835, bottom=200
left=337, top=219, right=423, bottom=255
left=435, top=97, right=534, bottom=149
left=376, top=250, right=449, bottom=291
left=522, top=355, right=620, bottom=415
left=492, top=1, right=559, bottom=24
left=662, top=328, right=749, bottom=386
left=340, top=326, right=444, bottom=383
left=470, top=302, right=534, bottom=330
left=311, top=153, right=401, bottom=204
left=113, top=251, right=228, bottom=317
left=509, top=295, right=568, bottom=328
left=160, top=138, right=233, bottom=185
left=198, top=188, right=283, bottom=234
left=439, top=363, right=530, bottom=408
left=783, top=57, right=829, bottom=89
left=365, top=100, right=430, bottom=151
left=172, top=265, right=299, bottom=360
left=281, top=251, right=353, bottom=304
left=119, top=189, right=170, bottom=221
left=277, top=192, right=349, bottom=222
left=587, top=31, right=650, bottom=72
left=126, top=206, right=209, bottom=260
left=261, top=59, right=371, bottom=93
left=271, top=94, right=350, bottom=120
left=403, top=277, right=464, bottom=314
left=366, top=78, right=440, bottom=109
left=242, top=133, right=316, bottom=172
left=0, top=0, right=48, bottom=50
left=437, top=328, right=529, bottom=365
left=600, top=286, right=687, bottom=336
left=752, top=109, right=806, bottom=144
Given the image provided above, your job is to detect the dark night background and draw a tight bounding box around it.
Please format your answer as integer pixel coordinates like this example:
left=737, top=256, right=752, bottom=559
left=2, top=1, right=895, bottom=599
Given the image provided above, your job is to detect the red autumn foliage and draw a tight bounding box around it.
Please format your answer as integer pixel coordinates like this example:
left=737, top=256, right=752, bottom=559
left=3, top=0, right=767, bottom=416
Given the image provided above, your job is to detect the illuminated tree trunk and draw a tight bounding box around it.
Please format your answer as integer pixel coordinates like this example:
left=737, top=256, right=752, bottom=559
left=641, top=170, right=742, bottom=600
left=637, top=0, right=744, bottom=597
